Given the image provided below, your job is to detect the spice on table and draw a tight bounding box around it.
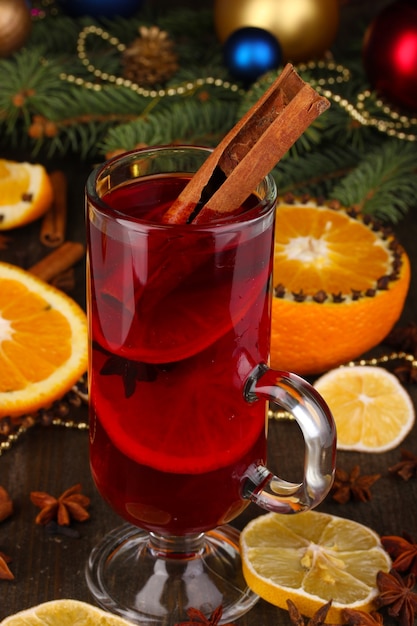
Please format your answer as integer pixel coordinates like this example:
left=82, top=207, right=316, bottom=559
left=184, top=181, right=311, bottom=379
left=384, top=323, right=417, bottom=384
left=392, top=361, right=417, bottom=386
left=386, top=323, right=417, bottom=358
left=0, top=486, right=13, bottom=522
left=30, top=483, right=90, bottom=526
left=375, top=570, right=417, bottom=626
left=50, top=267, right=76, bottom=292
left=174, top=606, right=235, bottom=626
left=381, top=534, right=417, bottom=577
left=0, top=551, right=14, bottom=580
left=389, top=450, right=417, bottom=481
left=40, top=170, right=68, bottom=247
left=342, top=608, right=384, bottom=626
left=28, top=240, right=85, bottom=283
left=287, top=599, right=333, bottom=626
left=330, top=466, right=381, bottom=504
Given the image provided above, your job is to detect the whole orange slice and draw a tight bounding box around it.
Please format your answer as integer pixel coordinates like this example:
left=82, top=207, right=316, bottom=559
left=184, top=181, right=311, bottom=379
left=0, top=159, right=53, bottom=230
left=271, top=198, right=410, bottom=376
left=0, top=262, right=87, bottom=418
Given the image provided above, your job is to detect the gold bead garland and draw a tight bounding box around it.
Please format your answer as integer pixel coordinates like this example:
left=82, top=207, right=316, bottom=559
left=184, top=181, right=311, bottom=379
left=0, top=420, right=89, bottom=457
left=57, top=26, right=417, bottom=143
left=296, top=59, right=417, bottom=142
left=58, top=24, right=243, bottom=99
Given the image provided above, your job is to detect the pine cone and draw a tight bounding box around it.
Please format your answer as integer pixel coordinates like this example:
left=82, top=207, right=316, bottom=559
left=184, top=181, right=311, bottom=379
left=122, top=26, right=179, bottom=86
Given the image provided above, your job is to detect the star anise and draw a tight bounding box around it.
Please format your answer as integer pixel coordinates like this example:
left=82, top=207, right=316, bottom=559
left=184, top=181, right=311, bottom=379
left=30, top=483, right=90, bottom=526
left=385, top=323, right=417, bottom=357
left=330, top=465, right=381, bottom=504
left=381, top=534, right=417, bottom=577
left=174, top=606, right=235, bottom=626
left=376, top=569, right=417, bottom=626
left=389, top=450, right=417, bottom=481
left=0, top=486, right=13, bottom=522
left=0, top=234, right=11, bottom=250
left=392, top=361, right=417, bottom=385
left=342, top=608, right=384, bottom=626
left=0, top=551, right=14, bottom=580
left=100, top=352, right=158, bottom=398
left=287, top=599, right=333, bottom=626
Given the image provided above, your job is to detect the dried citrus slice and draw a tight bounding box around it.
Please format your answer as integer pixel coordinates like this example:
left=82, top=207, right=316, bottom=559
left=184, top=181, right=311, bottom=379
left=0, top=159, right=53, bottom=230
left=0, top=599, right=134, bottom=625
left=313, top=365, right=415, bottom=452
left=240, top=510, right=391, bottom=624
left=0, top=262, right=87, bottom=418
left=271, top=198, right=410, bottom=375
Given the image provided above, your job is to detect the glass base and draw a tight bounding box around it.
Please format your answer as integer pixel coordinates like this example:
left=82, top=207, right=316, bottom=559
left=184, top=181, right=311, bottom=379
left=85, top=523, right=259, bottom=625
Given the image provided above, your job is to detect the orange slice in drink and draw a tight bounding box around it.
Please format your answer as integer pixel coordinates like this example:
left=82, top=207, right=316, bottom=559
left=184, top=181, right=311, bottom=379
left=94, top=347, right=266, bottom=474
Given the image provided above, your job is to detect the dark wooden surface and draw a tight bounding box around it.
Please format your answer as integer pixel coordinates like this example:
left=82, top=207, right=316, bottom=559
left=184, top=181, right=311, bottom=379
left=0, top=147, right=416, bottom=624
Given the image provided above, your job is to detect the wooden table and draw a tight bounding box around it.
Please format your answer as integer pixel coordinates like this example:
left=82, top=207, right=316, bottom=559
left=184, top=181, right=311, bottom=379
left=1, top=154, right=417, bottom=624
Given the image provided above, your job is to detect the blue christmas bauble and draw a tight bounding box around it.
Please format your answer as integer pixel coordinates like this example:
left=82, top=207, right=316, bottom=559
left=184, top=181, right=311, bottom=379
left=223, top=27, right=282, bottom=83
left=57, top=0, right=143, bottom=18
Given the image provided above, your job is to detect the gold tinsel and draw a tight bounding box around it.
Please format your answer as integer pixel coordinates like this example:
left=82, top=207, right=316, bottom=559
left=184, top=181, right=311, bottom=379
left=122, top=26, right=179, bottom=86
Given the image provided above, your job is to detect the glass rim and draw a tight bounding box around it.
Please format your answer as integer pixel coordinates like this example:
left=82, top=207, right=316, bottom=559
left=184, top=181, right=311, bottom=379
left=86, top=144, right=277, bottom=229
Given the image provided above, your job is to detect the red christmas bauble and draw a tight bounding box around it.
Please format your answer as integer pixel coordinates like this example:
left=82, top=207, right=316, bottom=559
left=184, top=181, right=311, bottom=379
left=363, top=0, right=417, bottom=112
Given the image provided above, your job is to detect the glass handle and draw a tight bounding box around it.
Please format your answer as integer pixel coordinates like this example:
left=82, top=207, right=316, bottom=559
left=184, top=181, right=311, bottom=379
left=243, top=364, right=337, bottom=514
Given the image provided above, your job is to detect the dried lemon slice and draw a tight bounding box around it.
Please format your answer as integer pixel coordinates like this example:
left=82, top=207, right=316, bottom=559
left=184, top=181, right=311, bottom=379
left=240, top=510, right=391, bottom=623
left=314, top=366, right=415, bottom=452
left=0, top=599, right=134, bottom=625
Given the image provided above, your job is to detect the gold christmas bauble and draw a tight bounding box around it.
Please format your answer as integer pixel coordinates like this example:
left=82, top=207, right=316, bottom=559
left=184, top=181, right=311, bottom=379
left=0, top=0, right=32, bottom=58
left=214, top=0, right=340, bottom=63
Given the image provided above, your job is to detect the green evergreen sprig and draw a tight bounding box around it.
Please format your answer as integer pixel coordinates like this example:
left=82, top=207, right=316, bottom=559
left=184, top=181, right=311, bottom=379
left=330, top=140, right=417, bottom=223
left=0, top=6, right=417, bottom=223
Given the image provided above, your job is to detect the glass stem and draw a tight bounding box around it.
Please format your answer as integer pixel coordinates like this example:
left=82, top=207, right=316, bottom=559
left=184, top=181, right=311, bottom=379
left=147, top=532, right=206, bottom=559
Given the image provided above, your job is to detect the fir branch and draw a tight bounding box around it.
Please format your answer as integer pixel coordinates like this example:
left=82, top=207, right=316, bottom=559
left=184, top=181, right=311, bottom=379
left=1, top=5, right=416, bottom=226
left=100, top=97, right=239, bottom=156
left=330, top=139, right=417, bottom=222
left=0, top=48, right=64, bottom=133
left=28, top=15, right=84, bottom=52
left=272, top=144, right=358, bottom=198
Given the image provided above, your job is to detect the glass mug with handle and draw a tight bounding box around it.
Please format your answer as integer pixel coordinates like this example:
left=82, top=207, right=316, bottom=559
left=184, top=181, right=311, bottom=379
left=85, top=146, right=336, bottom=625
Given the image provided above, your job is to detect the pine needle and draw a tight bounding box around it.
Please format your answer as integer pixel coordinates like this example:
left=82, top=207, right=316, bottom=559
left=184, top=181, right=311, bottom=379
left=1, top=8, right=417, bottom=224
left=330, top=140, right=417, bottom=223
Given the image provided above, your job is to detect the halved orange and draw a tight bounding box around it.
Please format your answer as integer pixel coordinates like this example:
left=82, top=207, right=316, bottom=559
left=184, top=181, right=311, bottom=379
left=0, top=262, right=87, bottom=418
left=271, top=198, right=410, bottom=376
left=0, top=159, right=53, bottom=230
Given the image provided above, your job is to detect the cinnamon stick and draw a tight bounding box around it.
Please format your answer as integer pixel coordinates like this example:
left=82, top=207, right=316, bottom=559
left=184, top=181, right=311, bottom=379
left=51, top=267, right=76, bottom=292
left=40, top=171, right=67, bottom=247
left=163, top=64, right=330, bottom=225
left=29, top=241, right=84, bottom=283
